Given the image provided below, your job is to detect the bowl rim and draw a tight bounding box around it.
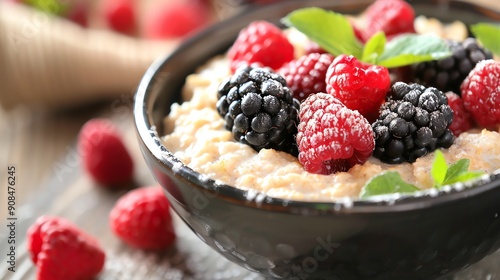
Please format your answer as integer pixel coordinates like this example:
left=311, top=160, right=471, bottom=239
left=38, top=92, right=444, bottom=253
left=134, top=0, right=500, bottom=214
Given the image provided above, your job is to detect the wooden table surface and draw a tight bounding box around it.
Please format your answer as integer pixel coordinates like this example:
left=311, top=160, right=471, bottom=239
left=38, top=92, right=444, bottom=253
left=1, top=0, right=500, bottom=279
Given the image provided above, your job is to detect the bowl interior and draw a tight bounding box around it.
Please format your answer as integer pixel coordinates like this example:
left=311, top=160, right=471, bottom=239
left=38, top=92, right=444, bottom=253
left=135, top=0, right=500, bottom=212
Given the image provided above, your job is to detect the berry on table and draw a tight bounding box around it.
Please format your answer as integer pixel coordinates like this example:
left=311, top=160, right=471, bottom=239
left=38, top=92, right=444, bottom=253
left=78, top=118, right=134, bottom=187
left=372, top=82, right=455, bottom=164
left=109, top=186, right=176, bottom=250
left=227, top=21, right=294, bottom=72
left=143, top=1, right=211, bottom=39
left=217, top=66, right=300, bottom=155
left=326, top=54, right=391, bottom=122
left=445, top=92, right=473, bottom=136
left=461, top=59, right=500, bottom=128
left=27, top=216, right=105, bottom=280
left=101, top=0, right=136, bottom=35
left=361, top=0, right=415, bottom=42
left=297, top=93, right=374, bottom=175
left=279, top=53, right=334, bottom=101
left=415, top=38, right=493, bottom=94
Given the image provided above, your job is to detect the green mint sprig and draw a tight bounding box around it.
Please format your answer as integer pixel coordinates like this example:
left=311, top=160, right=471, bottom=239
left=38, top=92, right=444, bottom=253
left=431, top=150, right=485, bottom=187
left=281, top=7, right=364, bottom=58
left=470, top=23, right=500, bottom=57
left=359, top=171, right=419, bottom=198
left=359, top=150, right=485, bottom=199
left=281, top=7, right=452, bottom=68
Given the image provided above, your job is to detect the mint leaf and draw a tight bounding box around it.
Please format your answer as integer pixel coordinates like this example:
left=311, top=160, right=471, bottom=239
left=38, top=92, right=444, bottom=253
left=429, top=151, right=486, bottom=188
left=361, top=32, right=386, bottom=64
left=442, top=158, right=470, bottom=186
left=444, top=171, right=484, bottom=185
left=431, top=150, right=447, bottom=187
left=360, top=171, right=419, bottom=198
left=377, top=34, right=452, bottom=68
left=282, top=7, right=363, bottom=58
left=470, top=23, right=500, bottom=56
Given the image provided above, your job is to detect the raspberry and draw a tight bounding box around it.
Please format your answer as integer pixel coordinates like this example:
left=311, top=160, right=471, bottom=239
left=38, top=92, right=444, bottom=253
left=109, top=186, right=176, bottom=250
left=27, top=216, right=105, bottom=280
left=372, top=82, right=454, bottom=163
left=279, top=53, right=334, bottom=101
left=461, top=60, right=500, bottom=128
left=362, top=0, right=415, bottom=41
left=78, top=118, right=134, bottom=187
left=325, top=54, right=391, bottom=122
left=217, top=66, right=300, bottom=155
left=415, top=38, right=493, bottom=94
left=65, top=2, right=88, bottom=27
left=227, top=21, right=294, bottom=72
left=143, top=1, right=211, bottom=39
left=101, top=0, right=136, bottom=35
left=446, top=92, right=473, bottom=136
left=297, top=93, right=374, bottom=175
left=304, top=42, right=327, bottom=55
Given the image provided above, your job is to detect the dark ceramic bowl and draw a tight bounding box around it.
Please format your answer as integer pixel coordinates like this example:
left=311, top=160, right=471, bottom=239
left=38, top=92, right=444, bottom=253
left=134, top=1, right=500, bottom=279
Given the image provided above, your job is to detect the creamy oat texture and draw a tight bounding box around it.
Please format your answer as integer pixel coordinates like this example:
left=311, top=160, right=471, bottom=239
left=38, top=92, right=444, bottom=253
left=161, top=33, right=500, bottom=202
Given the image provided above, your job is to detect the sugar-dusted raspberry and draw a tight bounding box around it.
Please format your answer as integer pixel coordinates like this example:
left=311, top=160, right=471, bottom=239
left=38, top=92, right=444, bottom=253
left=304, top=41, right=327, bottom=55
left=227, top=21, right=294, bottom=72
left=446, top=92, right=473, bottom=136
left=326, top=54, right=391, bottom=122
left=279, top=53, right=334, bottom=101
left=297, top=93, right=374, bottom=175
left=362, top=0, right=415, bottom=41
left=110, top=186, right=176, bottom=250
left=27, top=216, right=105, bottom=280
left=461, top=60, right=500, bottom=128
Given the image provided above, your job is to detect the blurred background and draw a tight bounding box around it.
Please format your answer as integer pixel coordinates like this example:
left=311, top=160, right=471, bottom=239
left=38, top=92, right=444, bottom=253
left=0, top=0, right=281, bottom=278
left=0, top=0, right=269, bottom=219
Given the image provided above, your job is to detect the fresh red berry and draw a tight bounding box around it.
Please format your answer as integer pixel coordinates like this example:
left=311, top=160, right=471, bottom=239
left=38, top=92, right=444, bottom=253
left=446, top=92, right=473, bottom=136
left=27, top=216, right=105, bottom=280
left=101, top=0, right=136, bottom=34
left=297, top=93, right=374, bottom=175
left=461, top=60, right=500, bottom=128
left=109, top=186, right=176, bottom=250
left=325, top=54, right=390, bottom=122
left=78, top=118, right=134, bottom=187
left=143, top=1, right=211, bottom=39
left=228, top=21, right=294, bottom=72
left=304, top=41, right=327, bottom=55
left=362, top=0, right=415, bottom=41
left=279, top=53, right=334, bottom=101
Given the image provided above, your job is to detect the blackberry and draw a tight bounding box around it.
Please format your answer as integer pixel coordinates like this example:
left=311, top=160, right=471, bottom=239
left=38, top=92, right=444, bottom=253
left=216, top=66, right=300, bottom=155
left=372, top=82, right=455, bottom=164
left=415, top=38, right=493, bottom=94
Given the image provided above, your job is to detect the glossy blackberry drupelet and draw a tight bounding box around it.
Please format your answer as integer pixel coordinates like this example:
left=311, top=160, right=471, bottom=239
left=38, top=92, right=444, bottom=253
left=415, top=38, right=493, bottom=94
left=216, top=66, right=300, bottom=155
left=372, top=82, right=455, bottom=164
